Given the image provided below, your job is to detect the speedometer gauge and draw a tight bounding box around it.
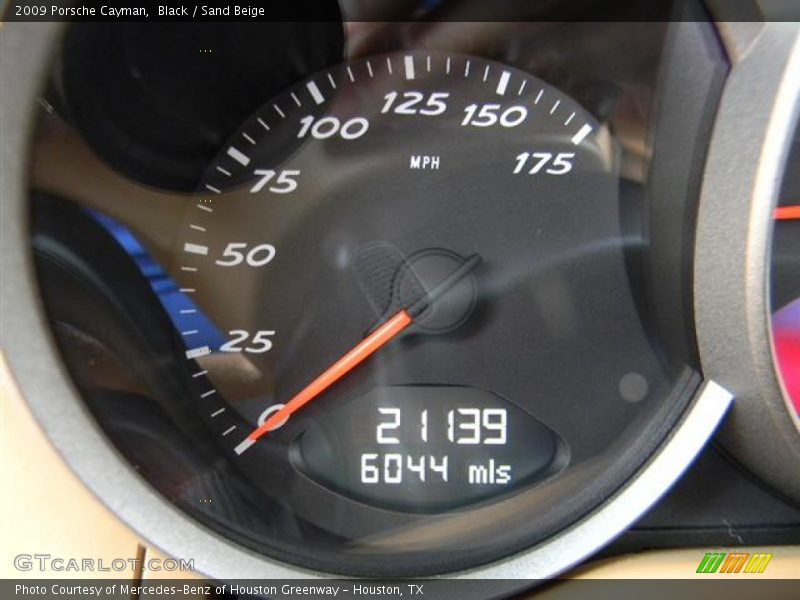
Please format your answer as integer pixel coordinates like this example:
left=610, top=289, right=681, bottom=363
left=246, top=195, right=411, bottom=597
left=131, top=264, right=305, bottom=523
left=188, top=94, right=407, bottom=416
left=185, top=51, right=601, bottom=501
left=153, top=50, right=696, bottom=574
left=16, top=17, right=738, bottom=582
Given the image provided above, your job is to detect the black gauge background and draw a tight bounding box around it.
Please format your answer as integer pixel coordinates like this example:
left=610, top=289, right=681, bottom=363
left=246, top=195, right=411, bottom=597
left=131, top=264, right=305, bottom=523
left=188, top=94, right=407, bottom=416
left=28, top=10, right=732, bottom=576
left=179, top=47, right=688, bottom=570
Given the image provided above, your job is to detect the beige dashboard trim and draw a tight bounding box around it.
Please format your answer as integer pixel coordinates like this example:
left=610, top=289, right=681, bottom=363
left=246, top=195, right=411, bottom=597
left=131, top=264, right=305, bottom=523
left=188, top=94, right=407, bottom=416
left=0, top=355, right=142, bottom=580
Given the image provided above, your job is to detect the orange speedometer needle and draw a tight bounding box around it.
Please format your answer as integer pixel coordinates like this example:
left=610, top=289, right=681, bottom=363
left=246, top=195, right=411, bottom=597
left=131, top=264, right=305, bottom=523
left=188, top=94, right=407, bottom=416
left=233, top=310, right=412, bottom=455
left=233, top=254, right=481, bottom=455
left=774, top=205, right=800, bottom=220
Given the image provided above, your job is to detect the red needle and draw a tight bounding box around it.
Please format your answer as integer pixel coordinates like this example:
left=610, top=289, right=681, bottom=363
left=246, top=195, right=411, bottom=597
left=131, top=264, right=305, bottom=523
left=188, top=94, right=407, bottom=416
left=233, top=253, right=481, bottom=455
left=775, top=205, right=800, bottom=220
left=233, top=310, right=413, bottom=455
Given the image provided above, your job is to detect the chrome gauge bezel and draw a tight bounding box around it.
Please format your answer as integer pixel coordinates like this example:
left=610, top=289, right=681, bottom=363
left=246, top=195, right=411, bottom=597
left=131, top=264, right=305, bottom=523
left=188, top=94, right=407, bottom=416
left=14, top=16, right=800, bottom=584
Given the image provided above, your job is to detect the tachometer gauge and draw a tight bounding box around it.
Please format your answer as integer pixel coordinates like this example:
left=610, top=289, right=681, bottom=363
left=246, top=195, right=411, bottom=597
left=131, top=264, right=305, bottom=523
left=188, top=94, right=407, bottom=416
left=771, top=138, right=800, bottom=419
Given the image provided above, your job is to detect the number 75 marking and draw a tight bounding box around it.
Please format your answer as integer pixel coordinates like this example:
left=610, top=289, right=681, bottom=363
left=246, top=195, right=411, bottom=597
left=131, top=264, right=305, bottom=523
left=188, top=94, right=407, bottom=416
left=250, top=169, right=300, bottom=193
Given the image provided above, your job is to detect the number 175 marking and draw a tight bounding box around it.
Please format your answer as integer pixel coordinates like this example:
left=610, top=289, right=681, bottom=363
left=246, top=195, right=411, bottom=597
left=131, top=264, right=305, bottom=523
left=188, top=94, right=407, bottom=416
left=514, top=152, right=574, bottom=175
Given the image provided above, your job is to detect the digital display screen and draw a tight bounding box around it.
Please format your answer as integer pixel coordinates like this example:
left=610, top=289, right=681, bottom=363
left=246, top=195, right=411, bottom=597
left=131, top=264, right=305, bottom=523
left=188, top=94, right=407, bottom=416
left=292, top=386, right=567, bottom=512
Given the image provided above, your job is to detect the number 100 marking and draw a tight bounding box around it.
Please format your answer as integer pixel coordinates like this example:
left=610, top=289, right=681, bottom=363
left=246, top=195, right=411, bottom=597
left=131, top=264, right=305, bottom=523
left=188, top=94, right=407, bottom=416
left=297, top=115, right=369, bottom=140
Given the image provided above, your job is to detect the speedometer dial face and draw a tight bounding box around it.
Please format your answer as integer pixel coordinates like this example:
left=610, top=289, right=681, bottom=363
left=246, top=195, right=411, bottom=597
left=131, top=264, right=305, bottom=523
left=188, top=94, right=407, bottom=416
left=190, top=51, right=596, bottom=504
left=130, top=50, right=693, bottom=574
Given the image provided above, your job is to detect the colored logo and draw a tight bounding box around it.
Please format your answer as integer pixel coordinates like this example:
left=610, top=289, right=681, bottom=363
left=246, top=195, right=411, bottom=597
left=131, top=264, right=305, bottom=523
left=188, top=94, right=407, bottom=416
left=696, top=552, right=773, bottom=574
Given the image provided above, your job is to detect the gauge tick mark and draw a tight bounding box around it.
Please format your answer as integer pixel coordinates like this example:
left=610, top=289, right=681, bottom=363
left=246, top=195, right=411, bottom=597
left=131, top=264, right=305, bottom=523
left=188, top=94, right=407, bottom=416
left=496, top=71, right=511, bottom=95
left=226, top=146, right=250, bottom=166
left=571, top=124, right=593, bottom=145
left=404, top=55, right=415, bottom=80
left=186, top=347, right=211, bottom=360
left=184, top=243, right=209, bottom=255
left=306, top=81, right=325, bottom=104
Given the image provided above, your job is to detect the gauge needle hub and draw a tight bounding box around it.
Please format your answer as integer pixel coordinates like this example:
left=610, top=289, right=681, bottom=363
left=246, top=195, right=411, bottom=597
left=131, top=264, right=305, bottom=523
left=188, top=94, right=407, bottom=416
left=234, top=253, right=481, bottom=455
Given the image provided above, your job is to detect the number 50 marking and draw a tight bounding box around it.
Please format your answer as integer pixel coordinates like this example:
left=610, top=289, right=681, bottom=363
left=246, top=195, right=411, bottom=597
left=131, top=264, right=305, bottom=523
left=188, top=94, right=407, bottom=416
left=215, top=243, right=276, bottom=267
